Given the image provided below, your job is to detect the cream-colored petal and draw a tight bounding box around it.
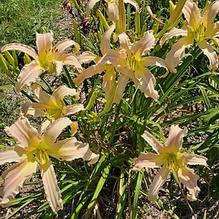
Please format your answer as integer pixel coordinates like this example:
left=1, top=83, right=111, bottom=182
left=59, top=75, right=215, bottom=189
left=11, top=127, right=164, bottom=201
left=74, top=64, right=106, bottom=85
left=136, top=70, right=159, bottom=100
left=42, top=117, right=72, bottom=143
left=141, top=130, right=163, bottom=153
left=166, top=125, right=186, bottom=150
left=15, top=61, right=43, bottom=91
left=22, top=102, right=47, bottom=116
left=198, top=40, right=218, bottom=70
left=63, top=104, right=84, bottom=116
left=124, top=0, right=139, bottom=11
left=63, top=55, right=82, bottom=70
left=5, top=117, right=39, bottom=148
left=41, top=161, right=63, bottom=213
left=165, top=37, right=191, bottom=73
left=1, top=43, right=37, bottom=59
left=53, top=85, right=77, bottom=100
left=78, top=51, right=98, bottom=64
left=148, top=167, right=169, bottom=201
left=160, top=28, right=187, bottom=45
left=107, top=2, right=119, bottom=21
left=55, top=61, right=63, bottom=75
left=0, top=150, right=23, bottom=165
left=186, top=154, right=208, bottom=166
left=131, top=30, right=156, bottom=56
left=1, top=161, right=37, bottom=205
left=114, top=75, right=129, bottom=104
left=118, top=32, right=131, bottom=50
left=182, top=0, right=201, bottom=27
left=87, top=0, right=101, bottom=11
left=143, top=56, right=168, bottom=70
left=100, top=24, right=115, bottom=55
left=51, top=137, right=97, bottom=163
left=36, top=32, right=53, bottom=54
left=133, top=152, right=159, bottom=170
left=55, top=39, right=80, bottom=52
left=178, top=167, right=200, bottom=201
left=31, top=83, right=51, bottom=102
left=205, top=1, right=219, bottom=30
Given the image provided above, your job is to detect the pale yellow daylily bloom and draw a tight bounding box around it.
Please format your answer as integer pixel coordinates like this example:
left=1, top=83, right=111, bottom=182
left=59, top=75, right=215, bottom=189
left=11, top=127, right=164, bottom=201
left=98, top=30, right=168, bottom=101
left=87, top=0, right=139, bottom=22
left=0, top=117, right=98, bottom=213
left=133, top=125, right=207, bottom=201
left=1, top=32, right=82, bottom=91
left=22, top=84, right=84, bottom=121
left=75, top=24, right=123, bottom=110
left=161, top=0, right=219, bottom=72
left=75, top=30, right=167, bottom=104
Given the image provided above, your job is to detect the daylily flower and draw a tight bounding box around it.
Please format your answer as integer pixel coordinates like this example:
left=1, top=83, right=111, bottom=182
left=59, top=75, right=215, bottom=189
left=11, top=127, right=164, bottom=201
left=99, top=30, right=168, bottom=101
left=87, top=0, right=139, bottom=22
left=0, top=117, right=98, bottom=212
left=75, top=30, right=167, bottom=104
left=161, top=0, right=219, bottom=72
left=23, top=84, right=84, bottom=121
left=75, top=24, right=122, bottom=110
left=1, top=32, right=82, bottom=91
left=133, top=125, right=207, bottom=201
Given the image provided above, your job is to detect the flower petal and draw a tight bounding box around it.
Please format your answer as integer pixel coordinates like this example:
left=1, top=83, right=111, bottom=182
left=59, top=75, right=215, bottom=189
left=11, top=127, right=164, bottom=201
left=186, top=154, right=208, bottom=166
left=31, top=84, right=51, bottom=102
left=166, top=125, right=186, bottom=151
left=183, top=1, right=201, bottom=28
left=100, top=24, right=115, bottom=55
left=141, top=130, right=163, bottom=153
left=51, top=137, right=97, bottom=162
left=87, top=0, right=101, bottom=11
left=103, top=66, right=116, bottom=98
left=1, top=161, right=37, bottom=205
left=36, top=32, right=53, bottom=54
left=205, top=1, right=219, bottom=30
left=107, top=2, right=119, bottom=21
left=1, top=43, right=37, bottom=59
left=52, top=85, right=77, bottom=100
left=148, top=167, right=169, bottom=201
left=165, top=37, right=190, bottom=72
left=133, top=152, right=159, bottom=170
left=78, top=51, right=98, bottom=64
left=118, top=32, right=131, bottom=50
left=41, top=161, right=63, bottom=213
left=63, top=55, right=82, bottom=70
left=178, top=167, right=200, bottom=201
left=143, top=56, right=168, bottom=70
left=42, top=117, right=72, bottom=143
left=160, top=28, right=187, bottom=45
left=131, top=30, right=156, bottom=56
left=114, top=75, right=129, bottom=104
left=0, top=150, right=23, bottom=165
left=55, top=40, right=80, bottom=52
left=63, top=104, right=84, bottom=116
left=136, top=70, right=159, bottom=100
left=5, top=117, right=39, bottom=148
left=22, top=102, right=47, bottom=116
left=16, top=61, right=43, bottom=91
left=124, top=0, right=139, bottom=11
left=198, top=40, right=218, bottom=70
left=74, top=64, right=106, bottom=85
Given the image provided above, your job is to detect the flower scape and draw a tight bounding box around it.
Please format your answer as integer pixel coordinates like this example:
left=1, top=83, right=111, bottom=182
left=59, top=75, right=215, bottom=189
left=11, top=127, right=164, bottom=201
left=0, top=0, right=218, bottom=218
